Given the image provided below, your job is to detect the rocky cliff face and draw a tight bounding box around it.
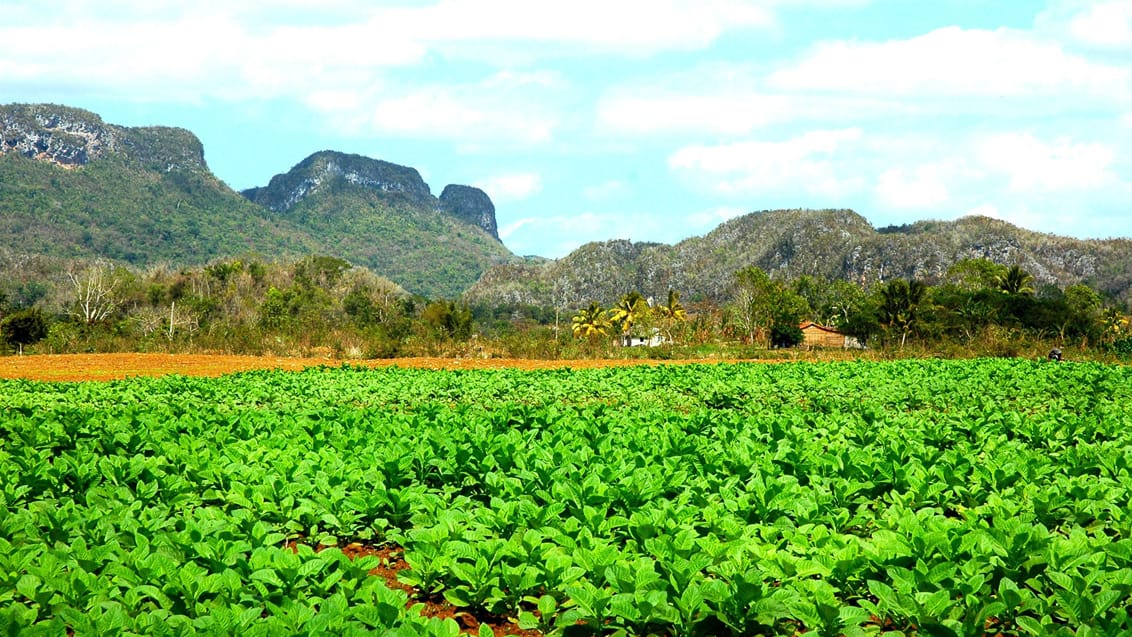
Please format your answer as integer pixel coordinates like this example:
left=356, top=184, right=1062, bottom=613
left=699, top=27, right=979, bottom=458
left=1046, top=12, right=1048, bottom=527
left=0, top=103, right=206, bottom=172
left=241, top=150, right=434, bottom=212
left=439, top=185, right=499, bottom=240
left=242, top=151, right=504, bottom=245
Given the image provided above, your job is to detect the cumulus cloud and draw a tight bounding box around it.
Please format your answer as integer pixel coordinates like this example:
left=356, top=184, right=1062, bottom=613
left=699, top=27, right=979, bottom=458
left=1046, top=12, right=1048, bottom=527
left=301, top=70, right=567, bottom=144
left=0, top=0, right=777, bottom=105
left=768, top=26, right=1129, bottom=100
left=875, top=165, right=951, bottom=209
left=974, top=133, right=1117, bottom=192
left=475, top=172, right=544, bottom=202
left=500, top=209, right=684, bottom=257
left=597, top=91, right=791, bottom=136
left=668, top=128, right=865, bottom=195
left=1038, top=0, right=1132, bottom=49
left=366, top=89, right=558, bottom=144
left=417, top=0, right=774, bottom=53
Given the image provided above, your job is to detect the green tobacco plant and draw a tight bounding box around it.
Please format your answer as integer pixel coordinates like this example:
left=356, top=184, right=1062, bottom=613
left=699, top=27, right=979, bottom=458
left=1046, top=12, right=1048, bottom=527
left=3, top=360, right=1132, bottom=634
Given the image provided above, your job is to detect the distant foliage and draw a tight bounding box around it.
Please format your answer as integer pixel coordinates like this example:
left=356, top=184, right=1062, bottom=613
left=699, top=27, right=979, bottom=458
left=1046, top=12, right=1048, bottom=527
left=466, top=209, right=1132, bottom=308
left=1, top=307, right=48, bottom=353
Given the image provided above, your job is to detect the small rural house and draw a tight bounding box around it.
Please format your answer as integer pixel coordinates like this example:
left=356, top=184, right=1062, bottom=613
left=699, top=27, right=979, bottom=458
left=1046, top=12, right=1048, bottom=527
left=621, top=328, right=666, bottom=347
left=799, top=322, right=864, bottom=349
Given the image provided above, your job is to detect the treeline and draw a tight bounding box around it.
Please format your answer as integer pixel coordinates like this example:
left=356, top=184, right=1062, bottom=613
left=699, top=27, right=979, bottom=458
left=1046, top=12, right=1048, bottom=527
left=735, top=260, right=1130, bottom=354
left=1, top=255, right=1131, bottom=359
left=0, top=256, right=475, bottom=358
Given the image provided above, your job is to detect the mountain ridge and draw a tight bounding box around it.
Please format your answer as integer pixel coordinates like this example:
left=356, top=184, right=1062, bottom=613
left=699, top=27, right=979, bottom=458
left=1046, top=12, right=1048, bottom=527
left=3, top=103, right=1131, bottom=305
left=0, top=104, right=512, bottom=297
left=465, top=209, right=1132, bottom=307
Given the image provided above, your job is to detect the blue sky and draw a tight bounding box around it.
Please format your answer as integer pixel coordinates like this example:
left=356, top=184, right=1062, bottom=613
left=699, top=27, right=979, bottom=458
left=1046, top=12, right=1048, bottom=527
left=3, top=0, right=1131, bottom=258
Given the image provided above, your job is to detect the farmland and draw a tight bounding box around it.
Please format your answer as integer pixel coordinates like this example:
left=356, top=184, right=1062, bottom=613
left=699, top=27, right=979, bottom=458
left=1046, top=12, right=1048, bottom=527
left=2, top=359, right=1132, bottom=635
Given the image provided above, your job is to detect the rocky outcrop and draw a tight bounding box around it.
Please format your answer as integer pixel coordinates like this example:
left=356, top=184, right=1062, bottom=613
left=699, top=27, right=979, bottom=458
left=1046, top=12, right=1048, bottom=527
left=0, top=103, right=206, bottom=172
left=241, top=152, right=504, bottom=245
left=241, top=150, right=434, bottom=213
left=439, top=185, right=499, bottom=240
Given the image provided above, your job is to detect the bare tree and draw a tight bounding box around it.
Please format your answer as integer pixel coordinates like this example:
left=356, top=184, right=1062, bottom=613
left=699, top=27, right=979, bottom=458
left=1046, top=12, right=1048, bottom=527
left=67, top=261, right=121, bottom=324
left=132, top=302, right=198, bottom=339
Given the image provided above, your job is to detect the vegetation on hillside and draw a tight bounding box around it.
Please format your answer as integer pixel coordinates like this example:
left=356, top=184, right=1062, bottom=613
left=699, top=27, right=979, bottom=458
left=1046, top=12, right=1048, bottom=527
left=265, top=180, right=512, bottom=298
left=0, top=153, right=317, bottom=264
left=2, top=253, right=1130, bottom=361
left=466, top=209, right=1132, bottom=307
left=2, top=106, right=517, bottom=298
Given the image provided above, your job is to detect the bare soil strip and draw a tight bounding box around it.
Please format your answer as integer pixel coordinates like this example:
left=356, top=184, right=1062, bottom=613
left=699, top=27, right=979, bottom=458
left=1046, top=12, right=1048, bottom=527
left=0, top=352, right=732, bottom=382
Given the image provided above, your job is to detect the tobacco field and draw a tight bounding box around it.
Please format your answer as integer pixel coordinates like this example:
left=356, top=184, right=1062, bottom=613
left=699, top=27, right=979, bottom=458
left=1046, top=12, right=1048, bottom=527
left=2, top=359, right=1132, bottom=636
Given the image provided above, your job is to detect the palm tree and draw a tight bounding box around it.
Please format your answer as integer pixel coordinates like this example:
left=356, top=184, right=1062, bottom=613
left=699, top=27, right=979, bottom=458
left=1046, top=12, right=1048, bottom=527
left=655, top=289, right=687, bottom=343
left=656, top=289, right=687, bottom=322
left=571, top=302, right=610, bottom=339
left=880, top=278, right=926, bottom=348
left=608, top=292, right=650, bottom=344
left=998, top=265, right=1035, bottom=295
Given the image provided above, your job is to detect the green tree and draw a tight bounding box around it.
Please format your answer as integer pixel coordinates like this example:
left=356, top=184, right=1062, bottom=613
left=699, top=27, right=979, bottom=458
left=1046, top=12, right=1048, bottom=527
left=294, top=255, right=351, bottom=290
left=422, top=300, right=473, bottom=340
left=656, top=289, right=687, bottom=322
left=655, top=289, right=687, bottom=343
left=608, top=292, right=651, bottom=344
left=571, top=302, right=611, bottom=339
left=259, top=287, right=290, bottom=330
left=794, top=277, right=870, bottom=328
left=770, top=323, right=804, bottom=348
left=2, top=307, right=49, bottom=355
left=879, top=278, right=927, bottom=348
left=840, top=299, right=881, bottom=346
left=730, top=267, right=809, bottom=346
left=997, top=265, right=1035, bottom=296
left=1062, top=284, right=1102, bottom=343
left=945, top=258, right=1008, bottom=292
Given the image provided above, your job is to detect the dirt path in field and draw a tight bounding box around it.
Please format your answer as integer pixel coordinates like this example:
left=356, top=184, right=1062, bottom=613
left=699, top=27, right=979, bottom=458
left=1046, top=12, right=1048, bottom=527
left=0, top=352, right=735, bottom=382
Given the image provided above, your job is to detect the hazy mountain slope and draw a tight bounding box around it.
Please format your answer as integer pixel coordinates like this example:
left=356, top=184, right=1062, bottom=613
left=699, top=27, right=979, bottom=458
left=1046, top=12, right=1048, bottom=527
left=465, top=209, right=1132, bottom=307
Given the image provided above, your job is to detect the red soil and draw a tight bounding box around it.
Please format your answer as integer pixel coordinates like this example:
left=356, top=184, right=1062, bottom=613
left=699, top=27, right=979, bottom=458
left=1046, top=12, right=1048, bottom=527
left=0, top=352, right=729, bottom=382
left=291, top=542, right=542, bottom=637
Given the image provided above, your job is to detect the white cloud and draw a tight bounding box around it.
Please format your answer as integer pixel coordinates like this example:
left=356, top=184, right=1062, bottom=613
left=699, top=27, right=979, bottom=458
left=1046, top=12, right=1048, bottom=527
left=365, top=88, right=558, bottom=144
left=974, top=133, right=1116, bottom=192
left=0, top=10, right=424, bottom=103
left=415, top=0, right=774, bottom=53
left=1069, top=1, right=1132, bottom=47
left=964, top=202, right=1080, bottom=237
left=875, top=165, right=951, bottom=209
left=0, top=0, right=778, bottom=107
left=303, top=70, right=566, bottom=144
left=598, top=92, right=791, bottom=136
left=668, top=128, right=864, bottom=195
left=769, top=26, right=1129, bottom=100
left=1039, top=0, right=1132, bottom=49
left=497, top=217, right=538, bottom=240
left=475, top=172, right=544, bottom=202
left=500, top=209, right=682, bottom=257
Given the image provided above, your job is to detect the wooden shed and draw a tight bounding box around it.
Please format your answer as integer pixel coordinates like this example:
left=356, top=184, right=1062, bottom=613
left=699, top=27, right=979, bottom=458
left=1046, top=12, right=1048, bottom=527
left=799, top=322, right=864, bottom=349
